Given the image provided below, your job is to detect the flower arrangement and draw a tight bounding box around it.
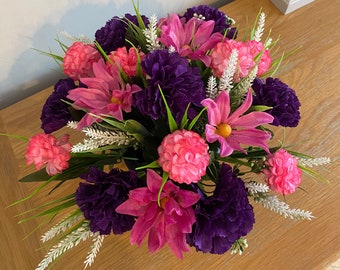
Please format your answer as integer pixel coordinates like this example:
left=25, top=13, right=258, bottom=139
left=7, top=3, right=332, bottom=269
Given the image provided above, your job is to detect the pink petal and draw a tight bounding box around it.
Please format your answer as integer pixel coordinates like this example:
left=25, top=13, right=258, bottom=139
left=215, top=91, right=231, bottom=123
left=148, top=215, right=166, bottom=253
left=130, top=210, right=158, bottom=246
left=201, top=98, right=221, bottom=125
left=232, top=111, right=274, bottom=128
left=205, top=124, right=220, bottom=143
left=227, top=90, right=253, bottom=123
left=193, top=20, right=215, bottom=45
left=174, top=189, right=200, bottom=208
left=146, top=169, right=162, bottom=194
left=230, top=129, right=271, bottom=152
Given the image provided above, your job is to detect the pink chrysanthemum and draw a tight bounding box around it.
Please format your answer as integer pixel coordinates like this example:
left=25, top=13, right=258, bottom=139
left=158, top=14, right=223, bottom=66
left=210, top=39, right=271, bottom=79
left=116, top=169, right=200, bottom=259
left=67, top=59, right=141, bottom=129
left=158, top=130, right=210, bottom=184
left=201, top=90, right=274, bottom=157
left=63, top=42, right=101, bottom=80
left=107, top=47, right=145, bottom=77
left=263, top=149, right=302, bottom=195
left=25, top=133, right=72, bottom=176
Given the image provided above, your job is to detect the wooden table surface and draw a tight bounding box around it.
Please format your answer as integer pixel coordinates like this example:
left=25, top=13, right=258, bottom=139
left=1, top=0, right=339, bottom=269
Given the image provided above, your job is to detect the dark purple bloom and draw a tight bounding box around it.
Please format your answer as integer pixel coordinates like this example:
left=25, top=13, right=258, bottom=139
left=40, top=78, right=75, bottom=133
left=95, top=14, right=149, bottom=54
left=75, top=167, right=140, bottom=235
left=252, top=77, right=301, bottom=127
left=187, top=163, right=255, bottom=254
left=134, top=49, right=206, bottom=123
left=182, top=5, right=237, bottom=39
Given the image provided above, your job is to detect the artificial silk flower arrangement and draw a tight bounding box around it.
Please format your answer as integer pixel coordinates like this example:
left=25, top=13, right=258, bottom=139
left=8, top=3, right=332, bottom=270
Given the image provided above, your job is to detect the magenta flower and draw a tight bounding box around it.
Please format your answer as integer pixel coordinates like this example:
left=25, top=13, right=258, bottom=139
left=201, top=90, right=274, bottom=157
left=263, top=149, right=302, bottom=195
left=115, top=169, right=200, bottom=259
left=158, top=130, right=210, bottom=184
left=158, top=14, right=223, bottom=66
left=67, top=59, right=141, bottom=129
left=25, top=133, right=72, bottom=176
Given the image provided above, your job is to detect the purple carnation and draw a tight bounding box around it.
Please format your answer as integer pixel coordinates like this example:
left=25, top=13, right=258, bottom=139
left=187, top=163, right=255, bottom=254
left=95, top=14, right=149, bottom=54
left=252, top=77, right=301, bottom=127
left=40, top=78, right=75, bottom=133
left=75, top=167, right=140, bottom=235
left=134, top=49, right=206, bottom=123
left=182, top=5, right=237, bottom=39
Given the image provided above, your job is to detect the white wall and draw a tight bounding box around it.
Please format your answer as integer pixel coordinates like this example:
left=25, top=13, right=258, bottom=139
left=0, top=0, right=230, bottom=109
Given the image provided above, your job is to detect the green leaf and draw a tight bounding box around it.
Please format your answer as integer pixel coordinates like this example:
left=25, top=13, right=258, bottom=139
left=158, top=85, right=178, bottom=132
left=135, top=160, right=160, bottom=170
left=157, top=172, right=169, bottom=207
left=249, top=105, right=273, bottom=112
left=188, top=107, right=207, bottom=131
left=180, top=103, right=190, bottom=130
left=0, top=132, right=28, bottom=141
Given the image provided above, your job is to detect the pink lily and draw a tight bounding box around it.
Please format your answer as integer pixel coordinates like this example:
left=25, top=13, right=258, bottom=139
left=201, top=90, right=274, bottom=157
left=67, top=59, right=141, bottom=129
left=158, top=14, right=223, bottom=66
left=116, top=169, right=200, bottom=259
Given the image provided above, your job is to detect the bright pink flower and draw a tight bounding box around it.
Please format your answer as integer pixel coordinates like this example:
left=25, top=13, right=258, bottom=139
left=158, top=14, right=223, bottom=66
left=201, top=90, right=274, bottom=157
left=67, top=59, right=141, bottom=129
left=158, top=130, right=210, bottom=184
left=107, top=47, right=145, bottom=77
left=63, top=42, right=101, bottom=80
left=210, top=39, right=271, bottom=79
left=116, top=169, right=200, bottom=259
left=263, top=149, right=302, bottom=195
left=25, top=133, right=72, bottom=176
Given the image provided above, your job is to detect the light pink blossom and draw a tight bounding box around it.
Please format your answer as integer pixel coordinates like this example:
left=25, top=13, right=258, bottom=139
left=158, top=14, right=223, bottom=66
left=107, top=47, right=145, bottom=77
left=25, top=133, right=72, bottom=176
left=210, top=39, right=271, bottom=79
left=67, top=59, right=141, bottom=129
left=115, top=169, right=200, bottom=259
left=63, top=42, right=101, bottom=80
left=263, top=149, right=302, bottom=195
left=158, top=130, right=210, bottom=184
left=201, top=90, right=274, bottom=157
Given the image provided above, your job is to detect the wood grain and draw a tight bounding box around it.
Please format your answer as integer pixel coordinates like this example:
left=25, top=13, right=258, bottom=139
left=1, top=0, right=339, bottom=269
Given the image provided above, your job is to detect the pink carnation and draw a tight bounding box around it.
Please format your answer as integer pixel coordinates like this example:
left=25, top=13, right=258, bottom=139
left=107, top=47, right=145, bottom=77
left=63, top=42, right=101, bottom=80
left=157, top=130, right=210, bottom=184
left=210, top=39, right=271, bottom=79
left=25, top=133, right=72, bottom=176
left=263, top=149, right=302, bottom=195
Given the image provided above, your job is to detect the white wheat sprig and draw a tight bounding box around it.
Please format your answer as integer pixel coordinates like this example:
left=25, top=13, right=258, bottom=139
left=245, top=181, right=270, bottom=195
left=36, top=222, right=93, bottom=270
left=253, top=12, right=266, bottom=42
left=219, top=49, right=238, bottom=93
left=299, top=157, right=331, bottom=168
left=60, top=31, right=93, bottom=44
left=206, top=75, right=218, bottom=99
left=143, top=14, right=161, bottom=51
left=230, top=238, right=248, bottom=255
left=83, top=233, right=105, bottom=269
left=255, top=195, right=314, bottom=220
left=41, top=212, right=84, bottom=243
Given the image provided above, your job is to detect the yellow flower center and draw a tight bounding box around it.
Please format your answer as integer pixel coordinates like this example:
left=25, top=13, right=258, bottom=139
left=216, top=123, right=232, bottom=138
left=110, top=96, right=121, bottom=104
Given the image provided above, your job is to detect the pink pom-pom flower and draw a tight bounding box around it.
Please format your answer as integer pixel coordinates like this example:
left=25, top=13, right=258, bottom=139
left=157, top=129, right=210, bottom=184
left=25, top=133, right=72, bottom=176
left=63, top=42, right=101, bottom=80
left=263, top=149, right=302, bottom=195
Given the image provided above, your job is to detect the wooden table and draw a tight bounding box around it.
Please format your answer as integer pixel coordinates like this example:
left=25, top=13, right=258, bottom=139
left=1, top=0, right=339, bottom=269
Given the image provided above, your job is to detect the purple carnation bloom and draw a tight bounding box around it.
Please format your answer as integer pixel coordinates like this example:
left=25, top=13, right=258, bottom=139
left=40, top=78, right=75, bottom=133
left=187, top=163, right=255, bottom=254
left=134, top=49, right=206, bottom=123
left=95, top=14, right=149, bottom=54
left=252, top=77, right=301, bottom=127
left=182, top=5, right=237, bottom=39
left=75, top=167, right=140, bottom=235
